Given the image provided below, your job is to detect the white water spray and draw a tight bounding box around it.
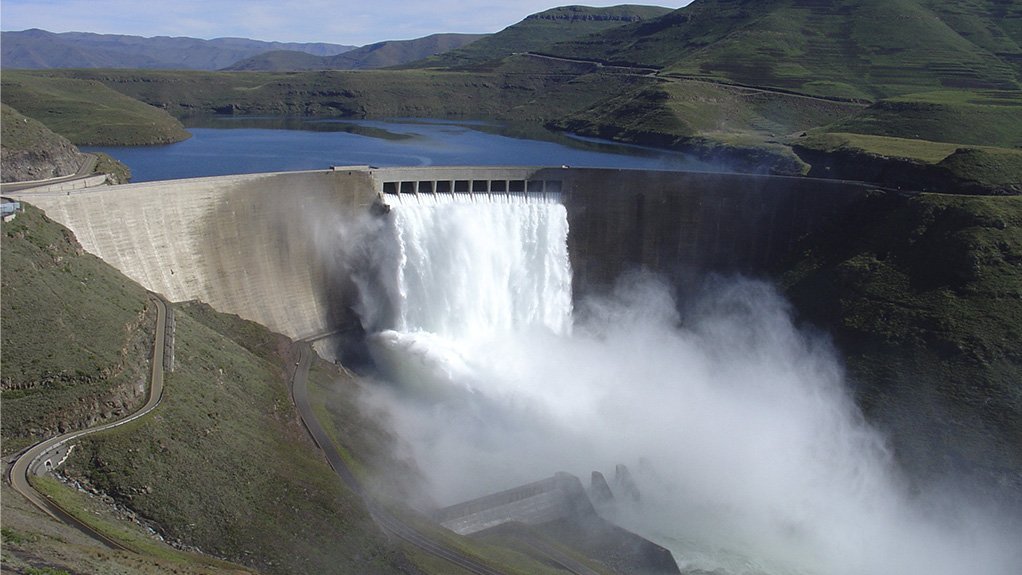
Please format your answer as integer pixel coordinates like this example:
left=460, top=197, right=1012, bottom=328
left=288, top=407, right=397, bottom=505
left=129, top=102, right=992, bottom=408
left=355, top=193, right=1021, bottom=575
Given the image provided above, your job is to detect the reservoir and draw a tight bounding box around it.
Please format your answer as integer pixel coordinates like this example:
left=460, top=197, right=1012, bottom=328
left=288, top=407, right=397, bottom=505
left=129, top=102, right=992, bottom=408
left=84, top=117, right=712, bottom=182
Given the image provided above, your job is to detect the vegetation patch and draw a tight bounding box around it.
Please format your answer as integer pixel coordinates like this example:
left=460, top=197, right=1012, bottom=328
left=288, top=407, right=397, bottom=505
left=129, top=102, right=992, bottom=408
left=545, top=0, right=1021, bottom=99
left=1, top=204, right=153, bottom=454
left=937, top=147, right=1022, bottom=189
left=1, top=482, right=251, bottom=575
left=1, top=103, right=86, bottom=182
left=827, top=91, right=1022, bottom=148
left=781, top=192, right=1022, bottom=487
left=61, top=301, right=413, bottom=574
left=1, top=72, right=190, bottom=146
left=411, top=5, right=673, bottom=70
left=792, top=131, right=1022, bottom=193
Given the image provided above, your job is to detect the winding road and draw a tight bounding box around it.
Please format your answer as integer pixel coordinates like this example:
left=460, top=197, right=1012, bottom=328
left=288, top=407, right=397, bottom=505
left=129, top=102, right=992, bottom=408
left=7, top=295, right=169, bottom=551
left=0, top=154, right=100, bottom=193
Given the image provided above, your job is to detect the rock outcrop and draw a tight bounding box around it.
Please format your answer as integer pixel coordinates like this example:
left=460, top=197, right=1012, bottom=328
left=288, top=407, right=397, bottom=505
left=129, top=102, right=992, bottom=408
left=1, top=104, right=86, bottom=182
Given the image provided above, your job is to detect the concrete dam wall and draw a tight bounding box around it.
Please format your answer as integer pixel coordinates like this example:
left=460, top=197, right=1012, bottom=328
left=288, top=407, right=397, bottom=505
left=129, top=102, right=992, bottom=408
left=13, top=166, right=877, bottom=340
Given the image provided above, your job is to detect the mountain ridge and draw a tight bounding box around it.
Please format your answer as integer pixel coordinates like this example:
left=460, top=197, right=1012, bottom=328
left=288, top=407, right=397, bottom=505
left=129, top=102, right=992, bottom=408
left=224, top=33, right=488, bottom=71
left=1, top=28, right=356, bottom=70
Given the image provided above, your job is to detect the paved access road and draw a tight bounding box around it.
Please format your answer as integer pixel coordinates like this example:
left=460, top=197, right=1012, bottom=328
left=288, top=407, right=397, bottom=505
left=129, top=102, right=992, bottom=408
left=7, top=296, right=168, bottom=550
left=1, top=154, right=99, bottom=193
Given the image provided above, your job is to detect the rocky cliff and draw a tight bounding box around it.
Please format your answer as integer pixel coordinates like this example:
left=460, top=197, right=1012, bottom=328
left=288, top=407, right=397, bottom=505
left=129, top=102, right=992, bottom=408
left=1, top=104, right=86, bottom=182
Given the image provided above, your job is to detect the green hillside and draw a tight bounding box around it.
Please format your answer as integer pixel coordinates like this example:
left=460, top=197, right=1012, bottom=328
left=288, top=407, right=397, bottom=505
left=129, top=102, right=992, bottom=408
left=546, top=0, right=1022, bottom=99
left=0, top=72, right=190, bottom=145
left=824, top=90, right=1022, bottom=148
left=61, top=302, right=414, bottom=575
left=1, top=205, right=153, bottom=455
left=1, top=103, right=86, bottom=182
left=782, top=192, right=1022, bottom=488
left=550, top=77, right=867, bottom=173
left=410, top=5, right=674, bottom=70
left=0, top=204, right=402, bottom=573
left=227, top=34, right=488, bottom=71
left=223, top=49, right=326, bottom=71
left=11, top=66, right=649, bottom=126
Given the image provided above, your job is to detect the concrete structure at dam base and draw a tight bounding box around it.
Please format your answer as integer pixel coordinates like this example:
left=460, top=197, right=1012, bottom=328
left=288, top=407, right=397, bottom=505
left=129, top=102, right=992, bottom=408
left=434, top=470, right=681, bottom=574
left=10, top=165, right=880, bottom=346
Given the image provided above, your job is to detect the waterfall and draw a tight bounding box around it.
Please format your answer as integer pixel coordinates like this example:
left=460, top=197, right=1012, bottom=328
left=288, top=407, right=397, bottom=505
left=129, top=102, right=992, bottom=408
left=361, top=192, right=572, bottom=390
left=351, top=191, right=1020, bottom=575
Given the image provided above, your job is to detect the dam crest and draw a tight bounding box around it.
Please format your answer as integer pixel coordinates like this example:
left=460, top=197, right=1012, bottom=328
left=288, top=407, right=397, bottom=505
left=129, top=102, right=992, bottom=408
left=10, top=166, right=877, bottom=342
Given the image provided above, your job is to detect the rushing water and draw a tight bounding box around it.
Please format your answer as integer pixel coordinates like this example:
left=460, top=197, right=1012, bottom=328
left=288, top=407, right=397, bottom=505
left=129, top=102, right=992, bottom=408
left=361, top=192, right=572, bottom=395
left=84, top=117, right=713, bottom=182
left=353, top=192, right=1021, bottom=575
left=367, top=192, right=572, bottom=339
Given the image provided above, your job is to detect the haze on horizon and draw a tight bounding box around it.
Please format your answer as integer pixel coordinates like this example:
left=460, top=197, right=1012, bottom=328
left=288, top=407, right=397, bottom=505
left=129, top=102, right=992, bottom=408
left=0, top=0, right=693, bottom=47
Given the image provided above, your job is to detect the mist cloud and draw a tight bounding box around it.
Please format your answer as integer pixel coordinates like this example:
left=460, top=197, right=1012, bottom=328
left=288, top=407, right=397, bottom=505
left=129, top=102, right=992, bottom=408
left=362, top=274, right=1021, bottom=575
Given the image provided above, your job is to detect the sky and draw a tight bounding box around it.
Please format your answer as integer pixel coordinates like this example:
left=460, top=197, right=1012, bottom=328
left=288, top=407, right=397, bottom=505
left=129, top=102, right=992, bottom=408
left=1, top=1, right=693, bottom=46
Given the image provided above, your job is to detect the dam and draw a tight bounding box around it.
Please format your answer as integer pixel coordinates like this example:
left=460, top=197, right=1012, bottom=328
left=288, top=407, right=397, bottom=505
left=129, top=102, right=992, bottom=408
left=18, top=167, right=1018, bottom=574
left=10, top=166, right=877, bottom=342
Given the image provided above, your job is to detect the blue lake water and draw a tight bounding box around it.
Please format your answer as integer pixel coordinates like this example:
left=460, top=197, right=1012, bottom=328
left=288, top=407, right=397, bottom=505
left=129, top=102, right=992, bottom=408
left=84, top=118, right=712, bottom=182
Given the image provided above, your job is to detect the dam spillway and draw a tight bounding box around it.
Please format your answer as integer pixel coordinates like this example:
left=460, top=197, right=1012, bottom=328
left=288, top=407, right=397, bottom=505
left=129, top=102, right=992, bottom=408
left=370, top=188, right=571, bottom=339
left=14, top=167, right=1017, bottom=573
left=8, top=166, right=877, bottom=341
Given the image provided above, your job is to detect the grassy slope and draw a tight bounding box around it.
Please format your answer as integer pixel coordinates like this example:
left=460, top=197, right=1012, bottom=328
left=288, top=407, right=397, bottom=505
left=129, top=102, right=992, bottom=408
left=781, top=193, right=1022, bottom=488
left=0, top=207, right=409, bottom=573
left=550, top=78, right=866, bottom=174
left=1, top=104, right=78, bottom=153
left=1, top=483, right=250, bottom=575
left=546, top=0, right=1021, bottom=99
left=61, top=301, right=412, bottom=575
left=19, top=65, right=649, bottom=125
left=1, top=103, right=131, bottom=183
left=1, top=71, right=190, bottom=146
left=1, top=103, right=85, bottom=182
left=1, top=205, right=153, bottom=455
left=410, top=5, right=673, bottom=70
left=824, top=90, right=1022, bottom=148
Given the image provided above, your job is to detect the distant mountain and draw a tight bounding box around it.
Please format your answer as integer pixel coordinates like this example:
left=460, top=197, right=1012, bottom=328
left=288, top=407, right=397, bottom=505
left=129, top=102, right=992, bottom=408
left=1, top=29, right=355, bottom=70
left=407, top=5, right=674, bottom=69
left=225, top=33, right=487, bottom=71
left=542, top=0, right=1022, bottom=99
